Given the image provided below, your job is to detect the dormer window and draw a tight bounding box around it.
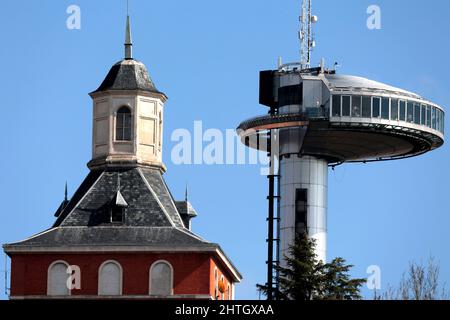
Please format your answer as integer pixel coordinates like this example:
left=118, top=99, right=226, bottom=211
left=110, top=189, right=128, bottom=224
left=111, top=206, right=124, bottom=223
left=116, top=106, right=132, bottom=141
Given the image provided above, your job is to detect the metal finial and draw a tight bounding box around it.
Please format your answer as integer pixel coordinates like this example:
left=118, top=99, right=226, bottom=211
left=125, top=15, right=133, bottom=59
left=64, top=182, right=68, bottom=202
left=185, top=183, right=189, bottom=202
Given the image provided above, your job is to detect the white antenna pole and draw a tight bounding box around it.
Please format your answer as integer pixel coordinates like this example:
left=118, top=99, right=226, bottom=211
left=307, top=0, right=312, bottom=66
left=299, top=0, right=317, bottom=70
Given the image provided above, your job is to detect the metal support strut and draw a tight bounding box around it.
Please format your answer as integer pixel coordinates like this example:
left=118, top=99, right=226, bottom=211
left=266, top=172, right=280, bottom=300
left=266, top=106, right=280, bottom=300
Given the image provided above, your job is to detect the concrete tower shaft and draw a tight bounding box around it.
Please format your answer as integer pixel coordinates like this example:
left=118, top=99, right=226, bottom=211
left=279, top=155, right=328, bottom=264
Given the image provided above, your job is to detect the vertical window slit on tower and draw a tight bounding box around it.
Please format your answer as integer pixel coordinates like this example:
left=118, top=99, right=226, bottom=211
left=295, top=189, right=307, bottom=235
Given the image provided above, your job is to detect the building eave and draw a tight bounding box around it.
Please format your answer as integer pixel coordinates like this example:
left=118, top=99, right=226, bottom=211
left=89, top=89, right=168, bottom=102
left=2, top=244, right=219, bottom=254
left=214, top=247, right=243, bottom=283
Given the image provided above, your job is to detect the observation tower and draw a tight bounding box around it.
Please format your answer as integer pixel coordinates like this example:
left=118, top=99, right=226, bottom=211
left=237, top=0, right=445, bottom=299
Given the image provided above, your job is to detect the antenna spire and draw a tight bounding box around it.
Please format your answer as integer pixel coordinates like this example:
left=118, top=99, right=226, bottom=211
left=299, top=0, right=317, bottom=69
left=125, top=14, right=133, bottom=60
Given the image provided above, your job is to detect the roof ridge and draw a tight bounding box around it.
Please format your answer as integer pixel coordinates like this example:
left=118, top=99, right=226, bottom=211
left=139, top=168, right=186, bottom=228
left=54, top=171, right=105, bottom=227
left=4, top=227, right=58, bottom=245
left=175, top=227, right=209, bottom=243
left=137, top=168, right=176, bottom=228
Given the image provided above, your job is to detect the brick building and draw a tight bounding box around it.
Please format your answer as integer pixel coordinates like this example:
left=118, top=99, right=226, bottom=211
left=3, top=16, right=241, bottom=300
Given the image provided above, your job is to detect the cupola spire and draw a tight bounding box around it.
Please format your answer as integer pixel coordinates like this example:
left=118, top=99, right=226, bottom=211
left=125, top=15, right=133, bottom=60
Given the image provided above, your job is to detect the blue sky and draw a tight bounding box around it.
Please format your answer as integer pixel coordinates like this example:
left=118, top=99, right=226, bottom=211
left=0, top=0, right=449, bottom=300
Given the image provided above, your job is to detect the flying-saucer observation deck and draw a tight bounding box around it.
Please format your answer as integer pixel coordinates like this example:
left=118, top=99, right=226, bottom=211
left=237, top=63, right=445, bottom=281
left=238, top=64, right=445, bottom=165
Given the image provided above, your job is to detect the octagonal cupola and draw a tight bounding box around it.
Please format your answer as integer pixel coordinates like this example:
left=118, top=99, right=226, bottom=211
left=88, top=16, right=167, bottom=172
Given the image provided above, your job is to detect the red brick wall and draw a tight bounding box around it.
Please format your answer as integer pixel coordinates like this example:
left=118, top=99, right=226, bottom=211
left=10, top=252, right=224, bottom=297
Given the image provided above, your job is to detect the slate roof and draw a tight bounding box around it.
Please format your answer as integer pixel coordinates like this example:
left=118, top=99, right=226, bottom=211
left=55, top=168, right=185, bottom=228
left=91, top=59, right=163, bottom=95
left=5, top=167, right=210, bottom=249
left=175, top=201, right=198, bottom=217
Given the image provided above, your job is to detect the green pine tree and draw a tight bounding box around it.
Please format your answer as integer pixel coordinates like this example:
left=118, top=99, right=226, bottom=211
left=257, top=232, right=365, bottom=300
left=317, top=257, right=366, bottom=300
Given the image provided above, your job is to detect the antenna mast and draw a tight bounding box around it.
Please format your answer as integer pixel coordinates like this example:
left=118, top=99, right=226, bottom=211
left=299, top=0, right=317, bottom=69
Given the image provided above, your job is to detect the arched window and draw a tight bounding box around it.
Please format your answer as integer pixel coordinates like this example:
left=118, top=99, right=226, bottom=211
left=47, top=261, right=70, bottom=296
left=98, top=261, right=122, bottom=296
left=214, top=268, right=218, bottom=300
left=150, top=261, right=173, bottom=296
left=221, top=275, right=225, bottom=300
left=116, top=106, right=132, bottom=141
